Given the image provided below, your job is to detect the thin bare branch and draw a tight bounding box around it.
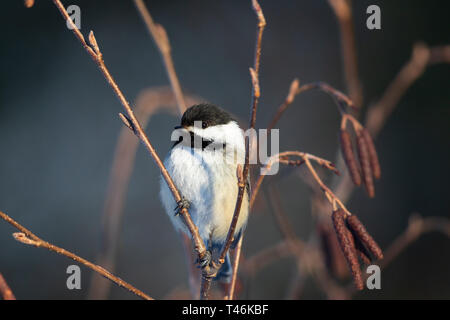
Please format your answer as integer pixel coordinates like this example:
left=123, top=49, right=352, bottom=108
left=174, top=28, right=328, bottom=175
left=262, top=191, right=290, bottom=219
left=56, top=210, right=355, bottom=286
left=381, top=214, right=450, bottom=268
left=267, top=78, right=300, bottom=130
left=220, top=165, right=246, bottom=264
left=250, top=151, right=341, bottom=213
left=268, top=81, right=358, bottom=131
left=0, top=211, right=152, bottom=300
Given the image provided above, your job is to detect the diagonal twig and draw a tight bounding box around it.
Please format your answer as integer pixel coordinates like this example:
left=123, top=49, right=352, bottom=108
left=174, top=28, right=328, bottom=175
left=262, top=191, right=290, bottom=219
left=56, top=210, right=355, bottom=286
left=51, top=0, right=208, bottom=265
left=267, top=80, right=360, bottom=131
left=200, top=0, right=266, bottom=300
left=0, top=211, right=152, bottom=300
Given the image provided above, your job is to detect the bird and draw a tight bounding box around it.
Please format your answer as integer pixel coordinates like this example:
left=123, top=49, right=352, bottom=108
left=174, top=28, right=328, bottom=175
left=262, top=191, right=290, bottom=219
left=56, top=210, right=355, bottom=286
left=159, top=103, right=250, bottom=283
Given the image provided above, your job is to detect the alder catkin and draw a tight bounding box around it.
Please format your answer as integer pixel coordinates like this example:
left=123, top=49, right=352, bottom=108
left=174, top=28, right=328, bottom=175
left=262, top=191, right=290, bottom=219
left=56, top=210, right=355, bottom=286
left=356, top=131, right=375, bottom=198
left=331, top=210, right=364, bottom=290
left=353, top=234, right=373, bottom=265
left=346, top=215, right=384, bottom=260
left=361, top=128, right=381, bottom=180
left=318, top=223, right=349, bottom=279
left=339, top=130, right=362, bottom=187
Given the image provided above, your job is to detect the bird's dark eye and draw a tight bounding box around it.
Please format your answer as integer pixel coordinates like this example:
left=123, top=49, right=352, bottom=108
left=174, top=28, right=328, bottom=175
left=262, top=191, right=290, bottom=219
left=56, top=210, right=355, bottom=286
left=202, top=121, right=208, bottom=129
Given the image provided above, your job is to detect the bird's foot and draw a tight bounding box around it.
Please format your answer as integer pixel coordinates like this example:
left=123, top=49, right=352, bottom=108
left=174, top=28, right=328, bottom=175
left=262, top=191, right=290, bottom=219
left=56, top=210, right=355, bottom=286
left=196, top=250, right=212, bottom=269
left=174, top=196, right=190, bottom=216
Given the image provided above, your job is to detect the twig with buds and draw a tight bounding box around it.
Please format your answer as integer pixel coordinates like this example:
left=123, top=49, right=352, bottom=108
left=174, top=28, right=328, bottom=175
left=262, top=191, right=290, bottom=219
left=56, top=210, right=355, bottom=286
left=267, top=79, right=380, bottom=197
left=268, top=80, right=359, bottom=131
left=251, top=151, right=342, bottom=212
left=0, top=211, right=152, bottom=300
left=51, top=0, right=209, bottom=267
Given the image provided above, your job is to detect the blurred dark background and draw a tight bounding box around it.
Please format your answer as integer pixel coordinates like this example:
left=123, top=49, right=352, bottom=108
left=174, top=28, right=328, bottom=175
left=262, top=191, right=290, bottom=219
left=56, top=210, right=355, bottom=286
left=1, top=0, right=449, bottom=299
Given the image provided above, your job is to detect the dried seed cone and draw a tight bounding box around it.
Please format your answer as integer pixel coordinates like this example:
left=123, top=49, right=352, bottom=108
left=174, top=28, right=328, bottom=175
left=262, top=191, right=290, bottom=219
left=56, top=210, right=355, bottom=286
left=353, top=235, right=373, bottom=265
left=361, top=129, right=381, bottom=179
left=318, top=222, right=349, bottom=279
left=346, top=215, right=384, bottom=260
left=357, top=249, right=372, bottom=265
left=339, top=130, right=362, bottom=186
left=331, top=210, right=364, bottom=290
left=356, top=131, right=375, bottom=198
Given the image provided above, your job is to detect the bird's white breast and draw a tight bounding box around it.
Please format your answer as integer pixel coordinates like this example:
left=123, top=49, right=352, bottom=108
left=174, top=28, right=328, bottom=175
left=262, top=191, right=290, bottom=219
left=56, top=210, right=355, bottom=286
left=159, top=128, right=248, bottom=247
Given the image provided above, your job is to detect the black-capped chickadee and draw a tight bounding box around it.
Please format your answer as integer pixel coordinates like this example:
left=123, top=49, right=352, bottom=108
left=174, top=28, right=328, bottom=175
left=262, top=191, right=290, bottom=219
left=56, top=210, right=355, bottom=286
left=160, top=103, right=249, bottom=283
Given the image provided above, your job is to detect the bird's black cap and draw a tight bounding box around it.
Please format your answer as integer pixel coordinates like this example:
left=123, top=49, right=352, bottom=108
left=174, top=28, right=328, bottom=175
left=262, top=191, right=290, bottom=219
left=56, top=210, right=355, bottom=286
left=180, top=103, right=233, bottom=129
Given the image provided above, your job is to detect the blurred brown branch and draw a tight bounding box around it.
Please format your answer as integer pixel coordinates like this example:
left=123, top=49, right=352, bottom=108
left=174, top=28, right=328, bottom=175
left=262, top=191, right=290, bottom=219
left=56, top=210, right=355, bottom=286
left=267, top=80, right=359, bottom=131
left=251, top=151, right=340, bottom=211
left=365, top=43, right=450, bottom=136
left=0, top=211, right=152, bottom=300
left=133, top=0, right=187, bottom=114
left=266, top=78, right=381, bottom=199
left=0, top=273, right=16, bottom=300
left=381, top=214, right=450, bottom=268
left=328, top=0, right=363, bottom=107
left=243, top=212, right=450, bottom=298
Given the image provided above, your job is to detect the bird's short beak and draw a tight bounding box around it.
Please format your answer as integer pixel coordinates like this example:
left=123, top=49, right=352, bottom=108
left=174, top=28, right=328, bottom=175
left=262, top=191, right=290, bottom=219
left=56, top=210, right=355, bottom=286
left=174, top=125, right=183, bottom=130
